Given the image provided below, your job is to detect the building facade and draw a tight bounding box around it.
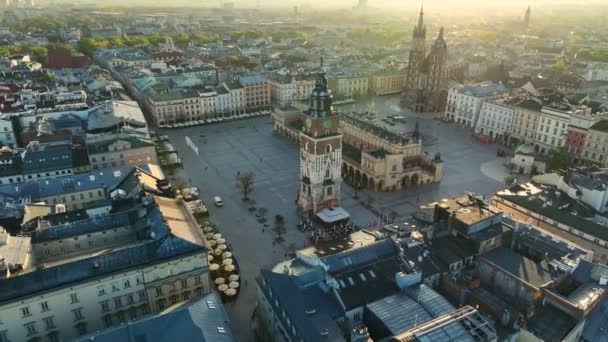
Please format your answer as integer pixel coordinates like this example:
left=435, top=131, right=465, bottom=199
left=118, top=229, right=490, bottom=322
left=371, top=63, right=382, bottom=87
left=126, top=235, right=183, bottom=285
left=328, top=74, right=369, bottom=100
left=239, top=75, right=271, bottom=112
left=509, top=98, right=543, bottom=145
left=492, top=184, right=608, bottom=264
left=444, top=82, right=507, bottom=128
left=297, top=67, right=342, bottom=213
left=369, top=71, right=406, bottom=96
left=581, top=120, right=608, bottom=165
left=273, top=108, right=443, bottom=193
left=534, top=104, right=571, bottom=154
left=474, top=99, right=514, bottom=143
left=86, top=130, right=158, bottom=169
left=0, top=196, right=210, bottom=342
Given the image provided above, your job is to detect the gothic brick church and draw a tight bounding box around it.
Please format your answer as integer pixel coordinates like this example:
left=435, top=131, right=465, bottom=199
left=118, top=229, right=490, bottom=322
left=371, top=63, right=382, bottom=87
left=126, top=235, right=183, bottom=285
left=400, top=6, right=448, bottom=113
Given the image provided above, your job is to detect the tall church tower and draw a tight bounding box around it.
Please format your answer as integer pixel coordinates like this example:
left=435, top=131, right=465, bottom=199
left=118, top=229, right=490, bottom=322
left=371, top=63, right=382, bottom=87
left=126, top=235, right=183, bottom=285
left=523, top=6, right=531, bottom=29
left=427, top=27, right=448, bottom=112
left=297, top=59, right=342, bottom=214
left=404, top=5, right=426, bottom=93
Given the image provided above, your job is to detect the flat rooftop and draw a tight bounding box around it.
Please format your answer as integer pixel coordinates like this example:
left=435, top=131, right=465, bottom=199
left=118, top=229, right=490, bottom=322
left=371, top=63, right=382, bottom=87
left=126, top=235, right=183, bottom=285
left=526, top=304, right=578, bottom=342
left=481, top=247, right=557, bottom=288
left=437, top=194, right=499, bottom=226
left=154, top=196, right=206, bottom=247
left=297, top=230, right=378, bottom=258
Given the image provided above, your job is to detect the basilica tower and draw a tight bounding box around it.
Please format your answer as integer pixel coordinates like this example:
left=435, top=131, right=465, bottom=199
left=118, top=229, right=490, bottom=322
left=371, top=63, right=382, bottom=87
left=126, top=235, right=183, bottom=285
left=404, top=5, right=426, bottom=93
left=297, top=59, right=343, bottom=214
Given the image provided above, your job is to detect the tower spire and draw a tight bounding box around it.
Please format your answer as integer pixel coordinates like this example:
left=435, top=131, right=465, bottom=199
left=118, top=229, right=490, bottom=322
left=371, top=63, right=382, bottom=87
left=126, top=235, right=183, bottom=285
left=413, top=1, right=426, bottom=38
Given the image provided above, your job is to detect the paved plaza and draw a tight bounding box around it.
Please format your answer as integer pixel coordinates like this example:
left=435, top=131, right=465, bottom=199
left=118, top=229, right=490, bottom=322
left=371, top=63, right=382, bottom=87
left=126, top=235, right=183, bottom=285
left=164, top=94, right=506, bottom=341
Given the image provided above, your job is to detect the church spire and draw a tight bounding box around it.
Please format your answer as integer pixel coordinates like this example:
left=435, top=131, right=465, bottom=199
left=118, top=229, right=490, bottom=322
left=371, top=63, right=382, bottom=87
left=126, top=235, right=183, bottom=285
left=413, top=2, right=426, bottom=38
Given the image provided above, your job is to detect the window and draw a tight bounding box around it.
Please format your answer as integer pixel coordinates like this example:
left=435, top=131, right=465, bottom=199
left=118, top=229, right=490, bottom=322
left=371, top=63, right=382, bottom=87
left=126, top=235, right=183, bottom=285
left=0, top=331, right=6, bottom=342
left=40, top=302, right=49, bottom=312
left=72, top=308, right=84, bottom=321
left=124, top=279, right=131, bottom=288
left=44, top=316, right=55, bottom=330
left=70, top=293, right=79, bottom=303
left=194, top=275, right=202, bottom=285
left=114, top=297, right=123, bottom=309
left=181, top=279, right=188, bottom=288
left=327, top=187, right=333, bottom=196
left=138, top=291, right=147, bottom=302
left=100, top=300, right=109, bottom=312
left=111, top=283, right=120, bottom=292
left=129, top=307, right=137, bottom=320
left=156, top=287, right=163, bottom=297
left=25, top=322, right=38, bottom=336
left=97, top=286, right=106, bottom=296
left=127, top=294, right=134, bottom=305
left=22, top=307, right=31, bottom=317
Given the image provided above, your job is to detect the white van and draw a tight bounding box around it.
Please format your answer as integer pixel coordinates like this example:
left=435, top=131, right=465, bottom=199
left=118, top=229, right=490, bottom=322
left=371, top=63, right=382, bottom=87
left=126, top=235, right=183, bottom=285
left=213, top=196, right=223, bottom=207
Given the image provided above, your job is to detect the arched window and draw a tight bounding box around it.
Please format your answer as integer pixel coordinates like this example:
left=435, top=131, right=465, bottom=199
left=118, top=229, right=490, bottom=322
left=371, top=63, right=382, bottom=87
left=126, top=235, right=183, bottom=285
left=325, top=144, right=332, bottom=153
left=325, top=169, right=330, bottom=179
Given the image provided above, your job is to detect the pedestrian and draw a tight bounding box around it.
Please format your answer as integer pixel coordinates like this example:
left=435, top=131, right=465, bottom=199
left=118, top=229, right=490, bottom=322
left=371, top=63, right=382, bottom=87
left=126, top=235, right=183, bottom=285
left=272, top=241, right=275, bottom=246
left=237, top=171, right=240, bottom=176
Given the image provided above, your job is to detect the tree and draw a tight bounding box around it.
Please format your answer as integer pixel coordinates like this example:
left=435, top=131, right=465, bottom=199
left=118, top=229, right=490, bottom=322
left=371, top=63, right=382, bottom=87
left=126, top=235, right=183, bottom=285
left=77, top=38, right=99, bottom=56
left=29, top=46, right=48, bottom=63
left=236, top=172, right=255, bottom=201
left=174, top=33, right=190, bottom=46
left=546, top=147, right=573, bottom=171
left=42, top=72, right=54, bottom=83
left=504, top=175, right=516, bottom=186
left=108, top=36, right=125, bottom=48
left=273, top=215, right=286, bottom=242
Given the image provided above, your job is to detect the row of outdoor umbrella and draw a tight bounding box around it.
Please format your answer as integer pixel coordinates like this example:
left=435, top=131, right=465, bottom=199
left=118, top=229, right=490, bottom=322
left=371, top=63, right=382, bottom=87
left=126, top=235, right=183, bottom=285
left=203, top=226, right=240, bottom=299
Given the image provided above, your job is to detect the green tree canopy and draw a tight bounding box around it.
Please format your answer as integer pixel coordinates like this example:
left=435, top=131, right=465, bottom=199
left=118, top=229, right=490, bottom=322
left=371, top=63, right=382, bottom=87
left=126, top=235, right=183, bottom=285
left=29, top=46, right=48, bottom=63
left=546, top=147, right=573, bottom=171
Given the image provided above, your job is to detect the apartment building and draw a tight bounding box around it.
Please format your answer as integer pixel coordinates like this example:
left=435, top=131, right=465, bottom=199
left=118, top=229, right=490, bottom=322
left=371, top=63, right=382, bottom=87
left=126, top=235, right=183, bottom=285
left=328, top=74, right=369, bottom=99
left=534, top=103, right=571, bottom=154
left=86, top=129, right=157, bottom=169
left=492, top=182, right=608, bottom=264
left=566, top=109, right=608, bottom=163
left=0, top=196, right=210, bottom=342
left=0, top=166, right=139, bottom=211
left=474, top=98, right=514, bottom=142
left=239, top=75, right=270, bottom=112
left=369, top=70, right=406, bottom=96
left=444, top=82, right=507, bottom=128
left=509, top=98, right=543, bottom=145
left=579, top=120, right=608, bottom=165
left=294, top=75, right=316, bottom=102
left=0, top=117, right=17, bottom=147
left=266, top=73, right=296, bottom=107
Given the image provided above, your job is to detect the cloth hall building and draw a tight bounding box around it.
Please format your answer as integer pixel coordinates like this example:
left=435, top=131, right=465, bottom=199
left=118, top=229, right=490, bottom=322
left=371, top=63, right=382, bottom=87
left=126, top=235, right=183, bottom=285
left=272, top=103, right=443, bottom=195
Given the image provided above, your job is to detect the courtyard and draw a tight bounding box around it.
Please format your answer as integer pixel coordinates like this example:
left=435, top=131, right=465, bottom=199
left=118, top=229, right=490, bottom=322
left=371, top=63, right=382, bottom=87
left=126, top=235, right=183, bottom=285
left=164, top=94, right=505, bottom=341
